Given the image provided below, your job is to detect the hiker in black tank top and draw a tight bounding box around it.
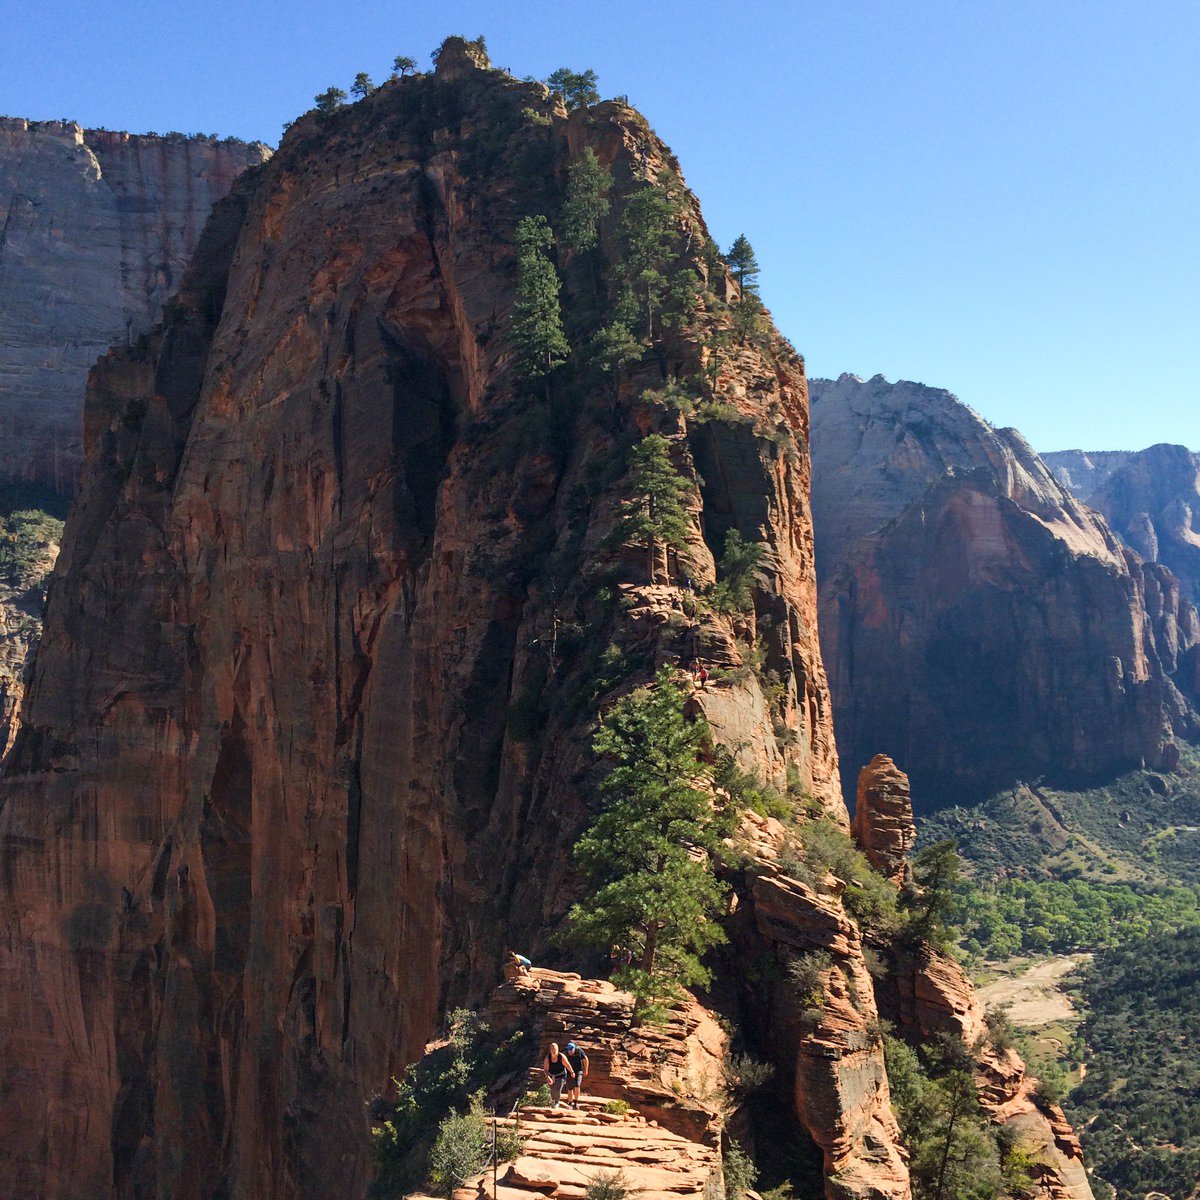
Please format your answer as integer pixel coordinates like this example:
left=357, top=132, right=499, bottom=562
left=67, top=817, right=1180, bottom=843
left=542, top=1042, right=575, bottom=1108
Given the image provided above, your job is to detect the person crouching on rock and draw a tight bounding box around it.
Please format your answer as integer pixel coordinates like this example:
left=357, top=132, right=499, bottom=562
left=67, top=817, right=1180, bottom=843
left=503, top=949, right=532, bottom=982
left=565, top=1041, right=589, bottom=1109
left=542, top=1042, right=575, bottom=1108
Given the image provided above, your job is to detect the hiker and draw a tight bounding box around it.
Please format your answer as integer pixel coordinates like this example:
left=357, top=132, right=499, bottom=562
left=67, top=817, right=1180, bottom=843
left=694, top=663, right=710, bottom=690
left=504, top=949, right=533, bottom=982
left=542, top=1042, right=575, bottom=1108
left=565, top=1041, right=589, bottom=1108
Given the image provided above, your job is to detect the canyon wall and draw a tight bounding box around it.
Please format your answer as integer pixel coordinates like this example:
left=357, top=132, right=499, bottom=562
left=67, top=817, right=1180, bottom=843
left=0, top=118, right=269, bottom=493
left=810, top=373, right=1200, bottom=805
left=1046, top=444, right=1200, bottom=606
left=0, top=45, right=842, bottom=1199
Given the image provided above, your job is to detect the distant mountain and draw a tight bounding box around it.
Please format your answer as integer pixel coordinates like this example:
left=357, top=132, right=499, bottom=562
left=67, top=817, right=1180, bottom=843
left=810, top=373, right=1200, bottom=806
left=1046, top=444, right=1200, bottom=606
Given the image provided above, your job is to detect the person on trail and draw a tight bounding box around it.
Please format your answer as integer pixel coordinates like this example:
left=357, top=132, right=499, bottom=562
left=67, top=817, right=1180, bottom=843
left=542, top=1042, right=575, bottom=1108
left=694, top=663, right=709, bottom=690
left=564, top=1042, right=589, bottom=1108
left=504, top=950, right=533, bottom=982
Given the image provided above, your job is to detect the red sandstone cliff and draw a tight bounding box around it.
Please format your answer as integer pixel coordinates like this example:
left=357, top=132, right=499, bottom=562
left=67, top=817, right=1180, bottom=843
left=810, top=373, right=1200, bottom=805
left=0, top=118, right=269, bottom=494
left=0, top=46, right=842, bottom=1200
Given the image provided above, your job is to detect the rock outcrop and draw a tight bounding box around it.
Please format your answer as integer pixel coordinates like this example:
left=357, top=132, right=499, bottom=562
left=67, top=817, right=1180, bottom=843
left=850, top=754, right=915, bottom=884
left=1046, top=444, right=1200, bottom=606
left=0, top=47, right=839, bottom=1200
left=0, top=118, right=269, bottom=494
left=877, top=947, right=1094, bottom=1200
left=810, top=373, right=1200, bottom=805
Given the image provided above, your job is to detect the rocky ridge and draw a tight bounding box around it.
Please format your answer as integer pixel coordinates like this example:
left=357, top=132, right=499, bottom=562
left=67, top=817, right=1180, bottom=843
left=810, top=373, right=1200, bottom=805
left=1045, top=444, right=1200, bottom=607
left=0, top=117, right=269, bottom=494
left=0, top=45, right=840, bottom=1200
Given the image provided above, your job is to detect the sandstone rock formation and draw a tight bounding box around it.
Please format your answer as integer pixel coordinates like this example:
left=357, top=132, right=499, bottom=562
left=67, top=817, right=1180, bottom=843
left=0, top=118, right=269, bottom=493
left=1046, top=444, right=1200, bottom=606
left=810, top=373, right=1200, bottom=805
left=877, top=947, right=1094, bottom=1200
left=850, top=754, right=915, bottom=883
left=0, top=45, right=838, bottom=1199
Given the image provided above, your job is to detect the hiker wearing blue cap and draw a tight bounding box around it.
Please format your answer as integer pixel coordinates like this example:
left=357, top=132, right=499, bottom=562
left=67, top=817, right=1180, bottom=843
left=564, top=1041, right=589, bottom=1108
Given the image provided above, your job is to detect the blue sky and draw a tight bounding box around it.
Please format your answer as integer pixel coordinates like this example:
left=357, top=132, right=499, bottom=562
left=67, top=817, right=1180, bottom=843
left=4, top=0, right=1197, bottom=451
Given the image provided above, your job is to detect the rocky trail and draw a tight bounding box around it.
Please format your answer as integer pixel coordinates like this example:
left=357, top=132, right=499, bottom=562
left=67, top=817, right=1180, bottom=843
left=422, top=1098, right=722, bottom=1200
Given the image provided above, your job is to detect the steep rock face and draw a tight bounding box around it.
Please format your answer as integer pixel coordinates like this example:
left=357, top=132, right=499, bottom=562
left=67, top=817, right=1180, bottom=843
left=0, top=117, right=269, bottom=493
left=1046, top=444, right=1200, bottom=606
left=850, top=754, right=915, bottom=883
left=810, top=373, right=1200, bottom=805
left=0, top=48, right=838, bottom=1200
left=734, top=813, right=911, bottom=1200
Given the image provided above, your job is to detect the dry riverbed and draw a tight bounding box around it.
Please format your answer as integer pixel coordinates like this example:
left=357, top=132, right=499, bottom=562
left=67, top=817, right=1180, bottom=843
left=976, top=954, right=1091, bottom=1026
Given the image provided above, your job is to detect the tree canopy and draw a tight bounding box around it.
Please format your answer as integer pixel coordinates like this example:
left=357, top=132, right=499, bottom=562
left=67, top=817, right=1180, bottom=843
left=560, top=148, right=612, bottom=255
left=391, top=55, right=417, bottom=77
left=510, top=215, right=569, bottom=384
left=546, top=68, right=600, bottom=110
left=617, top=434, right=693, bottom=583
left=726, top=235, right=761, bottom=295
left=314, top=87, right=347, bottom=115
left=351, top=73, right=376, bottom=99
left=567, top=668, right=730, bottom=1013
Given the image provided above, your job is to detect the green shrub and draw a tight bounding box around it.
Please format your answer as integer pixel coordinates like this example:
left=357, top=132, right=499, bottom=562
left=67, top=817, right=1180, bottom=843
left=428, top=1106, right=490, bottom=1196
left=723, top=1138, right=758, bottom=1200
left=724, top=1052, right=774, bottom=1097
left=584, top=1171, right=636, bottom=1200
left=602, top=1098, right=631, bottom=1116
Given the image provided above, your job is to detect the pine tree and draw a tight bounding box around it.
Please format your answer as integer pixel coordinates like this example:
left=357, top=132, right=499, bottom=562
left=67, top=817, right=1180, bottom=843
left=617, top=434, right=692, bottom=583
left=314, top=87, right=348, bottom=115
left=726, top=235, right=761, bottom=295
left=903, top=840, right=962, bottom=945
left=588, top=321, right=641, bottom=402
left=546, top=68, right=600, bottom=110
left=711, top=529, right=766, bottom=614
left=510, top=215, right=569, bottom=387
left=567, top=667, right=729, bottom=1009
left=560, top=148, right=612, bottom=254
left=391, top=55, right=417, bottom=78
left=350, top=72, right=376, bottom=100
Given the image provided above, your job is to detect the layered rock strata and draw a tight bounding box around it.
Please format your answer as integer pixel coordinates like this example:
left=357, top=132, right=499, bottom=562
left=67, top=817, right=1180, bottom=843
left=1046, top=444, right=1200, bottom=606
left=810, top=373, right=1200, bottom=805
left=0, top=45, right=838, bottom=1200
left=850, top=754, right=915, bottom=884
left=847, top=755, right=1093, bottom=1200
left=0, top=118, right=269, bottom=493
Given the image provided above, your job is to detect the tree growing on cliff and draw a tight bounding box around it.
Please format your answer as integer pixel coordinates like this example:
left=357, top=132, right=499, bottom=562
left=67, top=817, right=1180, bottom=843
left=351, top=73, right=376, bottom=99
left=391, top=55, right=417, bottom=78
left=546, top=67, right=601, bottom=110
left=709, top=529, right=766, bottom=615
left=510, top=215, right=569, bottom=387
left=726, top=235, right=761, bottom=295
left=903, top=840, right=963, bottom=946
left=560, top=148, right=612, bottom=255
left=314, top=86, right=348, bottom=115
left=567, top=668, right=730, bottom=1016
left=616, top=434, right=692, bottom=584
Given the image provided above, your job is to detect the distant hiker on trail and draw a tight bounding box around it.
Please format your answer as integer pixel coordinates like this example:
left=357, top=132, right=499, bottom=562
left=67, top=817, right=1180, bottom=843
left=694, top=663, right=709, bottom=690
left=542, top=1042, right=575, bottom=1108
left=565, top=1042, right=589, bottom=1108
left=504, top=949, right=533, bottom=982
